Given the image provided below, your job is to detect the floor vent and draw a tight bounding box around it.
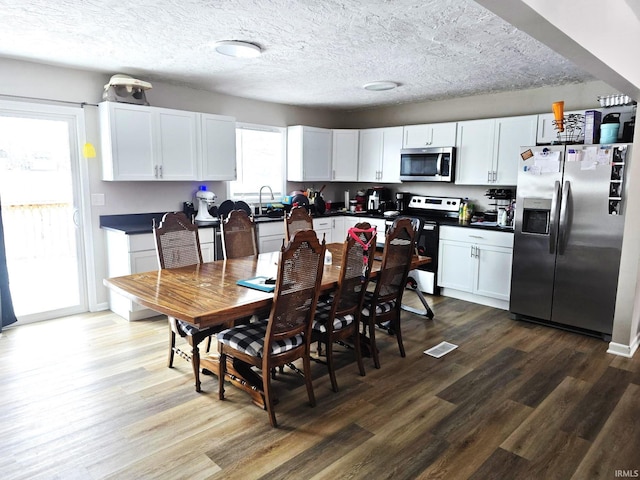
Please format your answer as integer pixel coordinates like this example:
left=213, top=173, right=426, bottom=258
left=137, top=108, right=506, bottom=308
left=424, top=341, right=458, bottom=358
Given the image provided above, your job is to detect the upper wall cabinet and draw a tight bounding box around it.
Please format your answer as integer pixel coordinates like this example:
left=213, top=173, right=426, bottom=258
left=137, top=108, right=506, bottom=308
left=331, top=129, right=359, bottom=181
left=99, top=102, right=236, bottom=181
left=287, top=125, right=333, bottom=182
left=200, top=113, right=237, bottom=181
left=402, top=122, right=457, bottom=148
left=358, top=126, right=402, bottom=183
left=100, top=102, right=197, bottom=181
left=455, top=115, right=537, bottom=186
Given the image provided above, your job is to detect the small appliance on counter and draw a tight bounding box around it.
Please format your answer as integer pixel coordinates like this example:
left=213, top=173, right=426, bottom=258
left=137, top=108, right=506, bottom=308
left=395, top=192, right=412, bottom=213
left=483, top=188, right=514, bottom=226
left=194, top=186, right=217, bottom=224
left=366, top=186, right=391, bottom=213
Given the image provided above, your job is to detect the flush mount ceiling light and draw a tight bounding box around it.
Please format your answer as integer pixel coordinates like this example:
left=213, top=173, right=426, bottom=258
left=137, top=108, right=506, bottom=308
left=363, top=81, right=399, bottom=91
left=213, top=40, right=262, bottom=58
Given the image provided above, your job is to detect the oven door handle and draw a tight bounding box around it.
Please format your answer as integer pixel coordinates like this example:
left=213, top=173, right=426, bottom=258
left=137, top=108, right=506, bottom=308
left=436, top=153, right=443, bottom=177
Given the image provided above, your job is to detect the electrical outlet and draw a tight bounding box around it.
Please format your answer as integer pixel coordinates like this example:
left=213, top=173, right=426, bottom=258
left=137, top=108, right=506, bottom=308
left=91, top=193, right=105, bottom=206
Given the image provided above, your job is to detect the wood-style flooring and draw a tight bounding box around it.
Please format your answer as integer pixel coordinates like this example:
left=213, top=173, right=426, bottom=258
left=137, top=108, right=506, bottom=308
left=1, top=293, right=639, bottom=479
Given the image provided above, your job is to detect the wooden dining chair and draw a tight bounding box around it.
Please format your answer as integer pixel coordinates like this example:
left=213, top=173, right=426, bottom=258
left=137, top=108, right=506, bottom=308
left=311, top=222, right=376, bottom=392
left=153, top=211, right=227, bottom=392
left=221, top=209, right=258, bottom=259
left=360, top=217, right=416, bottom=369
left=284, top=205, right=313, bottom=241
left=217, top=229, right=326, bottom=428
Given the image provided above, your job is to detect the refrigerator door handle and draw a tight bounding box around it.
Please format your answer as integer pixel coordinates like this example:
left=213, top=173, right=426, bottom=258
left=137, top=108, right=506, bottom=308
left=558, top=180, right=571, bottom=255
left=549, top=180, right=561, bottom=254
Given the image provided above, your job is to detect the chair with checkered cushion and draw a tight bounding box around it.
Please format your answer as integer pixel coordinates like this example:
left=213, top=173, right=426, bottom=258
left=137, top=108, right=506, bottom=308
left=360, top=217, right=416, bottom=369
left=217, top=229, right=326, bottom=427
left=311, top=222, right=376, bottom=392
left=284, top=206, right=313, bottom=241
left=221, top=209, right=258, bottom=259
left=154, top=212, right=228, bottom=392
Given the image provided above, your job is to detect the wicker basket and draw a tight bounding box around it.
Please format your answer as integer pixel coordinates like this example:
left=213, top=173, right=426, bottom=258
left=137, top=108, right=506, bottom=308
left=552, top=113, right=585, bottom=144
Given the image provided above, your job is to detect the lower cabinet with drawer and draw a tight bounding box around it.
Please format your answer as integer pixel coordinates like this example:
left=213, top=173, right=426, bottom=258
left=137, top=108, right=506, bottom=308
left=313, top=217, right=333, bottom=244
left=437, top=225, right=514, bottom=309
left=257, top=220, right=286, bottom=253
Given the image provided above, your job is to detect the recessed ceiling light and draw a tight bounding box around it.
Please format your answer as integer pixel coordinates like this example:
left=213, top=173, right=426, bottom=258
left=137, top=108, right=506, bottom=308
left=363, top=81, right=399, bottom=91
left=213, top=40, right=262, bottom=58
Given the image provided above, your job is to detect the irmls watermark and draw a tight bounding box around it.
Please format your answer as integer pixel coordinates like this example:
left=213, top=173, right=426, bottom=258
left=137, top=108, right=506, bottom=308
left=615, top=470, right=639, bottom=478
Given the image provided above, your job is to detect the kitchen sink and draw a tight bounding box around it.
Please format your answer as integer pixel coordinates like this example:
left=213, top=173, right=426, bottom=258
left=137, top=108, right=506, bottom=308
left=253, top=213, right=284, bottom=222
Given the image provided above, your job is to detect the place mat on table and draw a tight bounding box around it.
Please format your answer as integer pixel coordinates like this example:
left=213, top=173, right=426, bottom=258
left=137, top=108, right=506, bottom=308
left=237, top=276, right=276, bottom=293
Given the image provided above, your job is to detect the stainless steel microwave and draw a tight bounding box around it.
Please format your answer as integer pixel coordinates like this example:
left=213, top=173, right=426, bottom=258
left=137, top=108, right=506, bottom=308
left=400, top=146, right=455, bottom=182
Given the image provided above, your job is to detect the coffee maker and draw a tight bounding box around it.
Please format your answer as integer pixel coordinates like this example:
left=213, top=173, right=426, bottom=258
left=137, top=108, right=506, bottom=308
left=367, top=187, right=391, bottom=213
left=395, top=192, right=411, bottom=213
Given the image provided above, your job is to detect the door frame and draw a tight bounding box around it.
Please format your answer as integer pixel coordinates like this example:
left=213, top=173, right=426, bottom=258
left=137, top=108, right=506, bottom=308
left=0, top=99, right=94, bottom=323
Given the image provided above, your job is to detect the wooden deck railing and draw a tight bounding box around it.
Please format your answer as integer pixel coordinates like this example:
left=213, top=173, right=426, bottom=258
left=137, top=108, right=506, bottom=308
left=3, top=203, right=76, bottom=260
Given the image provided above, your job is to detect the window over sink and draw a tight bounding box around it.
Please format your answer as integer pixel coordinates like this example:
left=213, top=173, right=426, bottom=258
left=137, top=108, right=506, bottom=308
left=229, top=123, right=285, bottom=203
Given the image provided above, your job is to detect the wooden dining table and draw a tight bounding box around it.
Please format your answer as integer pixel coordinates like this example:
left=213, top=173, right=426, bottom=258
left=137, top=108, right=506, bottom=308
left=104, top=242, right=430, bottom=407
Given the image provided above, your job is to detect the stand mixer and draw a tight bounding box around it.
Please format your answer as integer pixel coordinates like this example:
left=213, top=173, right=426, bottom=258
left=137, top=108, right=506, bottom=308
left=194, top=186, right=217, bottom=224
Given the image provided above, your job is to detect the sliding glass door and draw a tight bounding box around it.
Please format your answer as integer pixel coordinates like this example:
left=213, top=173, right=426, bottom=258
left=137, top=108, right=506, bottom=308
left=0, top=102, right=87, bottom=322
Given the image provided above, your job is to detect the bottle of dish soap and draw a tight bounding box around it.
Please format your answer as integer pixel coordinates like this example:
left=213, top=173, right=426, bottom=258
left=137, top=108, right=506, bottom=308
left=465, top=200, right=474, bottom=222
left=459, top=198, right=466, bottom=222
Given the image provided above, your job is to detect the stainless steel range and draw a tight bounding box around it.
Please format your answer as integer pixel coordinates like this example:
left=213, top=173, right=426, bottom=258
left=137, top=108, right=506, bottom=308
left=394, top=195, right=461, bottom=295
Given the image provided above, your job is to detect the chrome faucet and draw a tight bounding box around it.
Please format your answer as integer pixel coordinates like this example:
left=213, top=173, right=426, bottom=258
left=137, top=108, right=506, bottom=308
left=258, top=185, right=274, bottom=216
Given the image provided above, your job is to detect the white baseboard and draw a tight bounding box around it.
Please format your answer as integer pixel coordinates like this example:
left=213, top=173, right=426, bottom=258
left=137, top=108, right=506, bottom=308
left=607, top=333, right=640, bottom=357
left=439, top=288, right=509, bottom=310
left=93, top=302, right=110, bottom=312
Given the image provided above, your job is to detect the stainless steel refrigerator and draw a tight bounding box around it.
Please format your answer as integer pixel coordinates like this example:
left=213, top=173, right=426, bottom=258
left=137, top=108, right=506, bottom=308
left=510, top=143, right=632, bottom=339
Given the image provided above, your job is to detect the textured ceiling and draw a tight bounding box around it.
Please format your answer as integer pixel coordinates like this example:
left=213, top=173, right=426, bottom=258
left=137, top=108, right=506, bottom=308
left=0, top=0, right=594, bottom=110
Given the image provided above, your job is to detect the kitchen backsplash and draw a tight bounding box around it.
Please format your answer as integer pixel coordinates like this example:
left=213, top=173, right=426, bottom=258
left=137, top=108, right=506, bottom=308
left=287, top=181, right=500, bottom=213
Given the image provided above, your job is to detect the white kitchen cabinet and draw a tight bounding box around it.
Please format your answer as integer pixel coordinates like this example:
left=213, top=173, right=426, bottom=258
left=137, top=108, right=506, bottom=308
left=199, top=228, right=216, bottom=262
left=331, top=216, right=345, bottom=242
left=200, top=113, right=237, bottom=181
left=455, top=115, right=537, bottom=186
left=313, top=217, right=333, bottom=244
left=357, top=129, right=382, bottom=182
left=402, top=122, right=457, bottom=148
left=287, top=125, right=332, bottom=182
left=257, top=220, right=286, bottom=253
left=331, top=129, right=359, bottom=181
left=340, top=216, right=361, bottom=243
left=493, top=115, right=538, bottom=185
left=105, top=230, right=160, bottom=320
left=100, top=102, right=198, bottom=181
left=357, top=127, right=402, bottom=183
left=437, top=225, right=513, bottom=309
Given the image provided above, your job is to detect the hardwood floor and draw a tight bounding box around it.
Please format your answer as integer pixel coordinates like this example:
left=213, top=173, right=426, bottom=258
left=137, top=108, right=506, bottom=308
left=1, top=294, right=639, bottom=479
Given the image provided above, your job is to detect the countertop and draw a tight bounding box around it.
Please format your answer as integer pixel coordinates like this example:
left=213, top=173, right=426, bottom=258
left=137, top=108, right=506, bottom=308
left=100, top=212, right=219, bottom=235
left=100, top=211, right=513, bottom=235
